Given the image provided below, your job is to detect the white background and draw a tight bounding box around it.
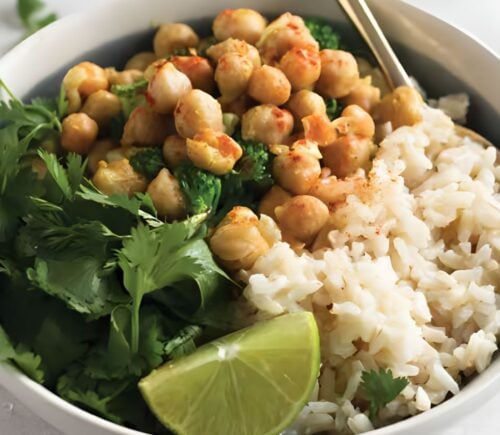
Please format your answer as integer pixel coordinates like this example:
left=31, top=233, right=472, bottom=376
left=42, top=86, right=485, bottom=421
left=0, top=0, right=499, bottom=434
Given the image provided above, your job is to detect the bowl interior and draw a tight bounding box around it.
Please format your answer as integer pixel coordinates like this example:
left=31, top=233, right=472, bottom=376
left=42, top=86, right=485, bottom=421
left=0, top=1, right=499, bottom=434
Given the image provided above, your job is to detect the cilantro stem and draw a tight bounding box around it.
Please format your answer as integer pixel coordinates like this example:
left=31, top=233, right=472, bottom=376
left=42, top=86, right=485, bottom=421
left=0, top=79, right=20, bottom=103
left=131, top=297, right=142, bottom=354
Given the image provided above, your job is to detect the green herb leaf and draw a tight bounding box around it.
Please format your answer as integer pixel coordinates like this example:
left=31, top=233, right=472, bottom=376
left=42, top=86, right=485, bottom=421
left=17, top=0, right=57, bottom=36
left=361, top=368, right=409, bottom=421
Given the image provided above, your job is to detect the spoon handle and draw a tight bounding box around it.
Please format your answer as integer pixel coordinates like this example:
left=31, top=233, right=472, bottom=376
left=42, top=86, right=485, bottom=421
left=337, top=0, right=412, bottom=90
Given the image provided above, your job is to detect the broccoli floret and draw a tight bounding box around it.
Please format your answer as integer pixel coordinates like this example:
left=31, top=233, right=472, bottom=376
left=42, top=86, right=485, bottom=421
left=235, top=139, right=274, bottom=189
left=325, top=98, right=343, bottom=120
left=174, top=163, right=222, bottom=215
left=110, top=78, right=148, bottom=117
left=304, top=18, right=340, bottom=50
left=129, top=148, right=165, bottom=180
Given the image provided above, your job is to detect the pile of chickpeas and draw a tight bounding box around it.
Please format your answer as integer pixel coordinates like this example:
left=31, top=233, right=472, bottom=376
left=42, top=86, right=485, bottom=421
left=57, top=8, right=424, bottom=270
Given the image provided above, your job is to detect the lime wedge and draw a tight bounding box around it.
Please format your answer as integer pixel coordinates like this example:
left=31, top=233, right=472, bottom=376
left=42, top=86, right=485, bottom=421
left=139, top=312, right=320, bottom=435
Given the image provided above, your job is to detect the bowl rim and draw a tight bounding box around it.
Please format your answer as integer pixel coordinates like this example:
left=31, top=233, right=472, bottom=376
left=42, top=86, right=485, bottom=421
left=0, top=1, right=499, bottom=434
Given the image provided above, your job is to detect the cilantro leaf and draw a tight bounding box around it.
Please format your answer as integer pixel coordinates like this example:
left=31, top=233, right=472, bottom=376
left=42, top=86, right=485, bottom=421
left=304, top=17, right=340, bottom=50
left=0, top=326, right=44, bottom=383
left=27, top=256, right=128, bottom=318
left=361, top=368, right=409, bottom=421
left=17, top=0, right=57, bottom=36
left=117, top=216, right=229, bottom=353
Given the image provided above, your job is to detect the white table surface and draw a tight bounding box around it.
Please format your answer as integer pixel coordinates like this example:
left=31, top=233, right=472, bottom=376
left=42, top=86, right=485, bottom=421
left=0, top=0, right=499, bottom=434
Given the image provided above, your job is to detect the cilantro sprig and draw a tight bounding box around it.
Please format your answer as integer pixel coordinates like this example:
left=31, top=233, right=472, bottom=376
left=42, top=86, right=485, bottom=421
left=361, top=368, right=409, bottom=421
left=17, top=0, right=58, bottom=37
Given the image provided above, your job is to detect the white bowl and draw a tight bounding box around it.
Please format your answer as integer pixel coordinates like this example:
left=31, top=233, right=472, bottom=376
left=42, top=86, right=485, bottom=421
left=0, top=1, right=498, bottom=434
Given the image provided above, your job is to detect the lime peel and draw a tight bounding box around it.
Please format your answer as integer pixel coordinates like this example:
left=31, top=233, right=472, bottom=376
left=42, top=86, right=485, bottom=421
left=139, top=312, right=321, bottom=435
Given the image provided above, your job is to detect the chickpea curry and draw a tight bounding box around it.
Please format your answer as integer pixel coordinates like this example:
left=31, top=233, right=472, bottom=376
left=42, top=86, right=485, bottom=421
left=0, top=8, right=429, bottom=434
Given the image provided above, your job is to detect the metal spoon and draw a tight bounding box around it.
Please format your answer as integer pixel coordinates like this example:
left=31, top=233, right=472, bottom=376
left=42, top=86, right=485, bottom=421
left=337, top=0, right=494, bottom=148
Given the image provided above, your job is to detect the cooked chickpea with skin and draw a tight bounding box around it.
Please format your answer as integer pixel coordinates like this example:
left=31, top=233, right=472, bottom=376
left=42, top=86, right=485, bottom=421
left=153, top=23, right=199, bottom=57
left=273, top=145, right=321, bottom=194
left=209, top=207, right=272, bottom=270
left=170, top=56, right=215, bottom=94
left=121, top=106, right=171, bottom=147
left=279, top=47, right=321, bottom=91
left=321, top=135, right=373, bottom=178
left=186, top=129, right=243, bottom=175
left=105, top=68, right=143, bottom=86
left=259, top=185, right=292, bottom=220
left=163, top=135, right=188, bottom=168
left=373, top=85, right=424, bottom=129
left=147, top=168, right=187, bottom=220
left=92, top=159, right=147, bottom=197
left=87, top=139, right=117, bottom=174
left=247, top=65, right=291, bottom=106
left=206, top=38, right=261, bottom=68
left=63, top=62, right=109, bottom=113
left=316, top=49, right=359, bottom=99
left=333, top=105, right=375, bottom=139
left=213, top=9, right=267, bottom=45
left=275, top=195, right=329, bottom=243
left=81, top=90, right=122, bottom=126
left=174, top=89, right=224, bottom=139
left=257, top=13, right=319, bottom=65
left=125, top=51, right=157, bottom=71
left=342, top=77, right=381, bottom=114
left=287, top=90, right=327, bottom=126
left=147, top=62, right=192, bottom=114
left=241, top=104, right=294, bottom=145
left=215, top=52, right=254, bottom=103
left=61, top=113, right=99, bottom=154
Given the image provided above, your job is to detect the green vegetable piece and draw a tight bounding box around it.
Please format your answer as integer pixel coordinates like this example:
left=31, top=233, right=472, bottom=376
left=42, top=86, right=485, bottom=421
left=117, top=216, right=229, bottom=354
left=174, top=163, right=222, bottom=215
left=17, top=0, right=57, bottom=36
left=222, top=112, right=240, bottom=136
left=110, top=78, right=148, bottom=118
left=325, top=98, right=343, bottom=120
left=304, top=17, right=340, bottom=50
left=129, top=148, right=165, bottom=180
left=361, top=368, right=409, bottom=421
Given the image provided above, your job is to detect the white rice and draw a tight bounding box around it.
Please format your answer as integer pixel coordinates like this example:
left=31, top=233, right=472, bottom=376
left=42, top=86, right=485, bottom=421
left=241, top=106, right=500, bottom=433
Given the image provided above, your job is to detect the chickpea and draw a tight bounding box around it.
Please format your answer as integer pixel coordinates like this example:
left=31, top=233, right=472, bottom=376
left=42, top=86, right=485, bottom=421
left=88, top=139, right=117, bottom=174
left=220, top=94, right=251, bottom=118
left=316, top=50, right=359, bottom=99
left=81, top=90, right=121, bottom=126
left=170, top=56, right=215, bottom=93
left=92, top=159, right=147, bottom=197
left=125, top=51, right=157, bottom=71
left=373, top=86, right=424, bottom=129
left=342, top=77, right=381, bottom=114
left=213, top=9, right=267, bottom=45
left=63, top=62, right=109, bottom=113
left=209, top=206, right=271, bottom=270
left=153, top=23, right=199, bottom=57
left=273, top=147, right=321, bottom=194
left=279, top=47, right=321, bottom=91
left=146, top=62, right=192, bottom=114
left=247, top=65, right=291, bottom=106
left=309, top=175, right=368, bottom=208
left=275, top=195, right=329, bottom=243
left=302, top=114, right=337, bottom=146
left=206, top=38, right=261, bottom=68
left=174, top=89, right=224, bottom=139
left=241, top=104, right=294, bottom=145
left=105, top=68, right=143, bottom=86
left=333, top=105, right=375, bottom=139
left=186, top=129, right=243, bottom=175
left=106, top=146, right=140, bottom=163
left=258, top=185, right=292, bottom=221
left=163, top=135, right=188, bottom=168
left=215, top=52, right=254, bottom=103
left=321, top=135, right=372, bottom=178
left=257, top=13, right=319, bottom=65
left=146, top=168, right=186, bottom=220
left=121, top=106, right=171, bottom=147
left=287, top=90, right=327, bottom=127
left=61, top=113, right=99, bottom=155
